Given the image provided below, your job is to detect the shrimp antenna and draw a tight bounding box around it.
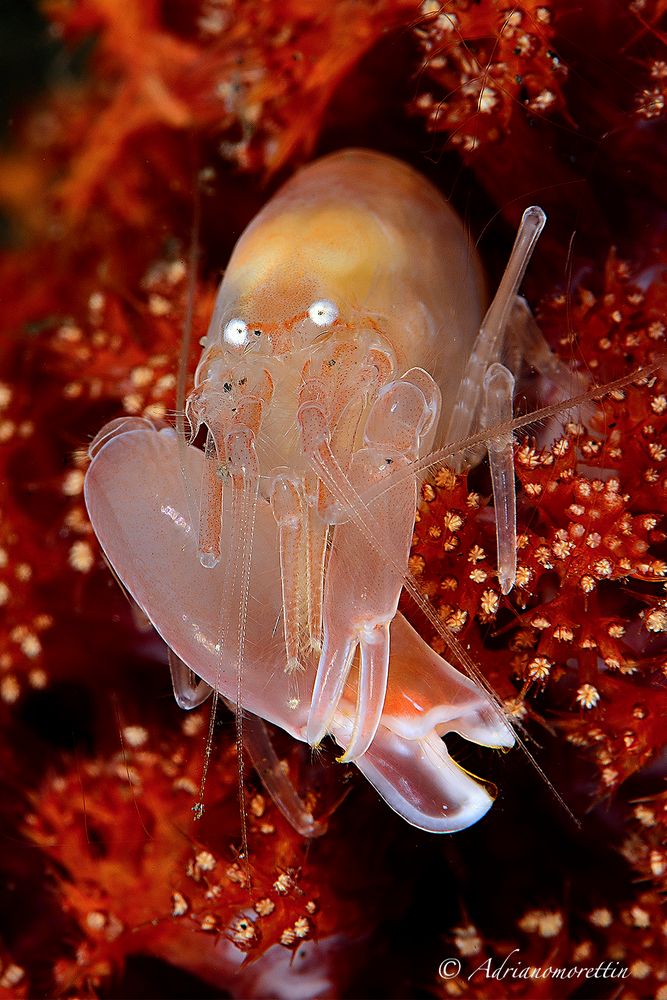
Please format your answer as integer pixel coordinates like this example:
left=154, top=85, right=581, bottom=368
left=178, top=163, right=223, bottom=825
left=177, top=161, right=254, bottom=886
left=176, top=151, right=200, bottom=447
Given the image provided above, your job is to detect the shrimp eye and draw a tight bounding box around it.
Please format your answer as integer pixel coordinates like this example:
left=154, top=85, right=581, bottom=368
left=308, top=299, right=339, bottom=327
left=223, top=382, right=233, bottom=392
left=223, top=318, right=248, bottom=346
left=253, top=329, right=262, bottom=337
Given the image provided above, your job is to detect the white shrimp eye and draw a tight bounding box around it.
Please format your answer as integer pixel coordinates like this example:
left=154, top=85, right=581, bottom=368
left=307, top=300, right=339, bottom=327
left=223, top=318, right=249, bottom=347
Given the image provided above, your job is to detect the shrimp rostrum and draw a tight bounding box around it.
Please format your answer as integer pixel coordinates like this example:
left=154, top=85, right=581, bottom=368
left=85, top=149, right=562, bottom=834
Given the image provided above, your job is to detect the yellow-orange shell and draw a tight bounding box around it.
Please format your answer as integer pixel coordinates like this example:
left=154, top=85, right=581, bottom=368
left=206, top=149, right=486, bottom=428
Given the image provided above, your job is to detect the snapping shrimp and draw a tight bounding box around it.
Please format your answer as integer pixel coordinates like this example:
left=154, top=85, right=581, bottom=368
left=84, top=149, right=568, bottom=834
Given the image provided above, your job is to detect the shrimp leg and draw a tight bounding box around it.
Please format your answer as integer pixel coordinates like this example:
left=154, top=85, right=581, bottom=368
left=445, top=205, right=547, bottom=470
left=482, top=363, right=517, bottom=595
left=270, top=473, right=308, bottom=701
left=480, top=293, right=590, bottom=594
left=168, top=646, right=214, bottom=709
left=444, top=206, right=546, bottom=593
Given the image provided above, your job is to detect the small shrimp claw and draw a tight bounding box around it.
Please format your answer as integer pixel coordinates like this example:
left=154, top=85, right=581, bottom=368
left=306, top=371, right=441, bottom=761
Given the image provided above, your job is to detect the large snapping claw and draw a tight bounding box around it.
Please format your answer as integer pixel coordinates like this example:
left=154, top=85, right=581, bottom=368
left=85, top=420, right=513, bottom=836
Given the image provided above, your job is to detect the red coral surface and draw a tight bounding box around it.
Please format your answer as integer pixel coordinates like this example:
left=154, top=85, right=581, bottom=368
left=0, top=1, right=665, bottom=998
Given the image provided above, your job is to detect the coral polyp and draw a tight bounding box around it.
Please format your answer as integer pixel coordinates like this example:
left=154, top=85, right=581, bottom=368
left=26, top=721, right=378, bottom=997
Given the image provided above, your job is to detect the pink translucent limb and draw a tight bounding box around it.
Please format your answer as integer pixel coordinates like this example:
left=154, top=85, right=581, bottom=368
left=483, top=363, right=517, bottom=595
left=197, top=429, right=223, bottom=568
left=511, top=296, right=595, bottom=436
left=225, top=426, right=260, bottom=860
left=328, top=392, right=367, bottom=472
left=236, top=708, right=327, bottom=838
left=331, top=719, right=495, bottom=834
left=338, top=622, right=390, bottom=763
left=226, top=426, right=260, bottom=682
left=306, top=628, right=356, bottom=748
left=270, top=474, right=307, bottom=680
left=306, top=495, right=327, bottom=653
left=446, top=205, right=546, bottom=471
left=186, top=381, right=268, bottom=570
left=512, top=296, right=584, bottom=395
left=168, top=646, right=213, bottom=710
left=301, top=378, right=436, bottom=760
left=300, top=403, right=393, bottom=751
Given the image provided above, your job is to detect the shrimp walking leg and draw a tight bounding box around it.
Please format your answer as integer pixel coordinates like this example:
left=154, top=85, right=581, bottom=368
left=483, top=363, right=517, bottom=595
left=443, top=206, right=547, bottom=593
left=234, top=707, right=327, bottom=838
left=270, top=474, right=308, bottom=678
left=445, top=206, right=547, bottom=470
left=169, top=646, right=214, bottom=710
left=510, top=295, right=593, bottom=436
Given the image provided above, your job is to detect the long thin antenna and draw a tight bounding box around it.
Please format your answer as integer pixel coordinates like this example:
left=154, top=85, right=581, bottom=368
left=193, top=687, right=219, bottom=822
left=176, top=152, right=224, bottom=830
left=176, top=149, right=201, bottom=446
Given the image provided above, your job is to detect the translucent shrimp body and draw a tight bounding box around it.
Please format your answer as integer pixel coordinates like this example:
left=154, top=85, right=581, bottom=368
left=85, top=150, right=525, bottom=834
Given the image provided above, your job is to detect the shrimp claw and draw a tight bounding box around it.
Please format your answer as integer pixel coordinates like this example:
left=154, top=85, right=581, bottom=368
left=306, top=372, right=440, bottom=760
